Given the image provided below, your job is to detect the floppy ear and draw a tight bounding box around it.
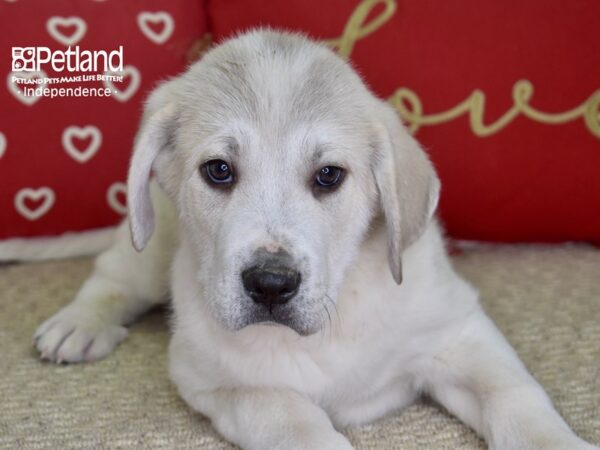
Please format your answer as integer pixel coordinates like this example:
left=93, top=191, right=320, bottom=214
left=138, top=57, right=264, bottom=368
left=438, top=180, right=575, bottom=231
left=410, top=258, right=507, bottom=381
left=372, top=101, right=440, bottom=284
left=127, top=81, right=177, bottom=252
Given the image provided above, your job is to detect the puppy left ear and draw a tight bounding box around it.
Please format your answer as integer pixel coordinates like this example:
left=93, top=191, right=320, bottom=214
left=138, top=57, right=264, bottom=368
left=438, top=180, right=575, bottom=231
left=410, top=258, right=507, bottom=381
left=372, top=101, right=440, bottom=284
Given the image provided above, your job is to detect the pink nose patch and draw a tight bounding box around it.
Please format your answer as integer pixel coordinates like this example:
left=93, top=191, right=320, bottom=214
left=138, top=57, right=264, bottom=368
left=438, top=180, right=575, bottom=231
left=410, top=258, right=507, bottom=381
left=264, top=241, right=283, bottom=253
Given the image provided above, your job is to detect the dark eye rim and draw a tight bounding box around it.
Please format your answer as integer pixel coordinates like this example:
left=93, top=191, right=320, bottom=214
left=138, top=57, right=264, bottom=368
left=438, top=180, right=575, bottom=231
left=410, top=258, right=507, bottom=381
left=314, top=165, right=345, bottom=190
left=200, top=159, right=236, bottom=187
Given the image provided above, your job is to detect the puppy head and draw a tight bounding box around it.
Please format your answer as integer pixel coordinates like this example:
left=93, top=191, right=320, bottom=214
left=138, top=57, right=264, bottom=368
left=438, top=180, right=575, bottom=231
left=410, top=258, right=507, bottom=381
left=128, top=30, right=439, bottom=335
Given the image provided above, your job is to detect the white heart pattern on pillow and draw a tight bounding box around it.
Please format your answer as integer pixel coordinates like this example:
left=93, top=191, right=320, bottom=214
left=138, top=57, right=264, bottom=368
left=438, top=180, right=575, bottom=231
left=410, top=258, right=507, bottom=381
left=46, top=16, right=87, bottom=46
left=137, top=12, right=175, bottom=45
left=2, top=6, right=186, bottom=237
left=62, top=125, right=102, bottom=164
left=7, top=70, right=48, bottom=106
left=0, top=132, right=6, bottom=159
left=103, top=65, right=141, bottom=103
left=107, top=182, right=127, bottom=215
left=15, top=187, right=56, bottom=221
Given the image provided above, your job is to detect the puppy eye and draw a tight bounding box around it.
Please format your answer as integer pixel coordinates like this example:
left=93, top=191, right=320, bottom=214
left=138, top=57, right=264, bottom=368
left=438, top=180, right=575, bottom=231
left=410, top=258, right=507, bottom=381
left=201, top=159, right=235, bottom=186
left=315, top=166, right=344, bottom=189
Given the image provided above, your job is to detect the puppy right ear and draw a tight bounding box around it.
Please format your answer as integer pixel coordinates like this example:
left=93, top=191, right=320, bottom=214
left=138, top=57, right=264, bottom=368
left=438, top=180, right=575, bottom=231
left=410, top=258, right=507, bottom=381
left=127, top=81, right=177, bottom=251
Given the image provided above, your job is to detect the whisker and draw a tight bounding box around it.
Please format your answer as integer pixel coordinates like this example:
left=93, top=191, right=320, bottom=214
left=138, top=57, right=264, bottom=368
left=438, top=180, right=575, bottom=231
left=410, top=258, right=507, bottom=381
left=315, top=296, right=333, bottom=341
left=324, top=294, right=342, bottom=328
left=323, top=302, right=332, bottom=330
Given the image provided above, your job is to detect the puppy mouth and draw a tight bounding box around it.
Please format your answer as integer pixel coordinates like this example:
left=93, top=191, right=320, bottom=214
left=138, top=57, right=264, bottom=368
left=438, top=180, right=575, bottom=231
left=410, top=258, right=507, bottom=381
left=242, top=304, right=318, bottom=336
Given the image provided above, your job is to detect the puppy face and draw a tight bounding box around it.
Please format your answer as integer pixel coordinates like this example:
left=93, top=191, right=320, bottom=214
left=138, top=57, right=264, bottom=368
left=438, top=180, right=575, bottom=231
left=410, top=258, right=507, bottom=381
left=128, top=31, right=439, bottom=336
left=178, top=123, right=376, bottom=334
left=168, top=34, right=381, bottom=335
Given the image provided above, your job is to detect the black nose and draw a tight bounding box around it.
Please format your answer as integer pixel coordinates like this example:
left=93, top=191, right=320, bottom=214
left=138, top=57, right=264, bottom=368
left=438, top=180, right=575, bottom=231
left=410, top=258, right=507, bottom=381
left=242, top=265, right=301, bottom=308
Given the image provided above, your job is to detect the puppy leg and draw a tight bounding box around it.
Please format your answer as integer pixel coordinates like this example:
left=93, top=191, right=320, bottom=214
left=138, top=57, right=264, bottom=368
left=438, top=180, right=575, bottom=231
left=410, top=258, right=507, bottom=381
left=177, top=386, right=353, bottom=450
left=34, top=183, right=177, bottom=363
left=423, top=309, right=598, bottom=450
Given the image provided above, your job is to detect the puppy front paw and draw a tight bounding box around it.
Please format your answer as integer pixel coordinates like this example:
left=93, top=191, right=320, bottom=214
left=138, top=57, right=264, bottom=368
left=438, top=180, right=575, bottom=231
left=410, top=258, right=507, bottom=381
left=34, top=306, right=128, bottom=363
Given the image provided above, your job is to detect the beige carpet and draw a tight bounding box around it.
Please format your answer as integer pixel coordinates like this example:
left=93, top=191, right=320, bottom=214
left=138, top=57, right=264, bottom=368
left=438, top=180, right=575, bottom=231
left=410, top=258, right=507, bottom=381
left=1, top=244, right=599, bottom=449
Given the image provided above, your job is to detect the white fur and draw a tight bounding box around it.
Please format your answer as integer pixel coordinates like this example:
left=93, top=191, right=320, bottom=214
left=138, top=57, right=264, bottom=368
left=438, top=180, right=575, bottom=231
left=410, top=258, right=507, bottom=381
left=35, top=30, right=598, bottom=450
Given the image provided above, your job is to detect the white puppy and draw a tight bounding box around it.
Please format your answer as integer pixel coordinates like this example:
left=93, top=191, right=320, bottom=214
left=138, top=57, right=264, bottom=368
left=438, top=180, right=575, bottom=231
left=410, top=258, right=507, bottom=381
left=35, top=30, right=598, bottom=450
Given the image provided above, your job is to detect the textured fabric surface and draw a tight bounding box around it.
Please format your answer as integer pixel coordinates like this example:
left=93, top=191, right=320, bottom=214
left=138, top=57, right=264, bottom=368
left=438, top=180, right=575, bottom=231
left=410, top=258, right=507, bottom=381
left=0, top=244, right=599, bottom=449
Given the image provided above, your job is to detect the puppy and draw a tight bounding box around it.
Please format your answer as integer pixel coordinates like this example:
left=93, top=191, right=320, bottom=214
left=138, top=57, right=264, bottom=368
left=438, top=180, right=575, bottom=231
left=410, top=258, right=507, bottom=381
left=35, top=30, right=598, bottom=450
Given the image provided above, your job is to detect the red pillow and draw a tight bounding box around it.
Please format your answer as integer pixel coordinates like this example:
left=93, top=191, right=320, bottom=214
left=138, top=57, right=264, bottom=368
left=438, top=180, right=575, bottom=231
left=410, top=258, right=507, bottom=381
left=0, top=0, right=207, bottom=258
left=208, top=0, right=600, bottom=243
left=2, top=0, right=599, bottom=261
